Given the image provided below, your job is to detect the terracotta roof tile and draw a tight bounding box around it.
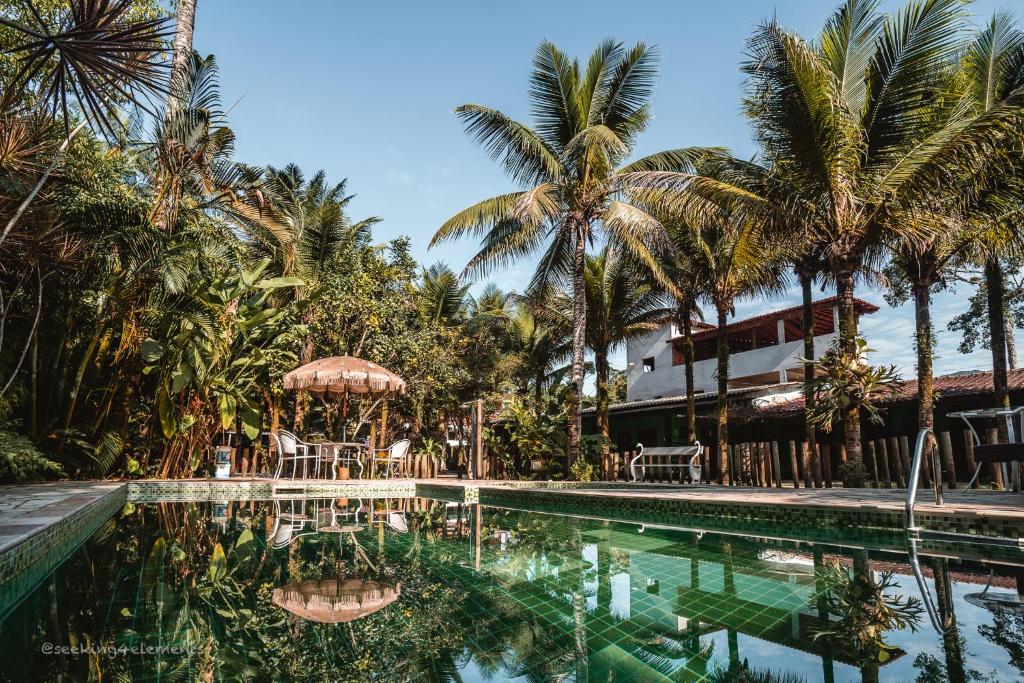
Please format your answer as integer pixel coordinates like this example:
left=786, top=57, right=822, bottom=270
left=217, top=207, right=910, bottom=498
left=757, top=368, right=1024, bottom=416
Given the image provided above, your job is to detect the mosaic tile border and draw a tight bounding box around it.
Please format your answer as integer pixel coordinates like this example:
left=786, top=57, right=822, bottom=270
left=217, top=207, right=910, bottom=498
left=127, top=479, right=416, bottom=502
left=477, top=487, right=1024, bottom=543
left=0, top=484, right=126, bottom=620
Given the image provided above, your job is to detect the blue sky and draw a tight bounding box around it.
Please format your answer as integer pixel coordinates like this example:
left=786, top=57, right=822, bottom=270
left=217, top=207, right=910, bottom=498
left=193, top=0, right=1008, bottom=377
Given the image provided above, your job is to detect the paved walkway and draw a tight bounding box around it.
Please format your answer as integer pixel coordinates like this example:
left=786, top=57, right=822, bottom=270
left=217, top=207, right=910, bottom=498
left=0, top=481, right=125, bottom=554
left=479, top=483, right=1024, bottom=520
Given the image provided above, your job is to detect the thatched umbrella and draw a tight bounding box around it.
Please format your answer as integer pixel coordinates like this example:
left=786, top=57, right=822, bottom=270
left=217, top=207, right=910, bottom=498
left=272, top=578, right=401, bottom=623
left=283, top=356, right=406, bottom=439
left=282, top=356, right=406, bottom=396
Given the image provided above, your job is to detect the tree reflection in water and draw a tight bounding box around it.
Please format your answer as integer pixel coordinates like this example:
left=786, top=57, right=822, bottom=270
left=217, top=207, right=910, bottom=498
left=3, top=498, right=1022, bottom=682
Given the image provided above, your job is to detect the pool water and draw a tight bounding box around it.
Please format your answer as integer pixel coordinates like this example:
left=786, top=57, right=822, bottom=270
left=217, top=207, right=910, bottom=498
left=1, top=496, right=1022, bottom=682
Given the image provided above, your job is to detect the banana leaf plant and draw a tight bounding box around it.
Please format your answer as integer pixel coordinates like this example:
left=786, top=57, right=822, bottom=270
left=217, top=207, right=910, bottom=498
left=141, top=258, right=303, bottom=476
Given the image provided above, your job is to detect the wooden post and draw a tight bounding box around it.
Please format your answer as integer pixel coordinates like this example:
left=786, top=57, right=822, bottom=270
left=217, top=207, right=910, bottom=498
left=888, top=436, right=904, bottom=486
left=800, top=440, right=812, bottom=488
left=938, top=431, right=956, bottom=489
left=877, top=438, right=891, bottom=487
left=899, top=435, right=912, bottom=487
left=821, top=443, right=832, bottom=488
left=731, top=444, right=740, bottom=486
left=986, top=427, right=1005, bottom=490
left=963, top=430, right=978, bottom=489
left=757, top=442, right=768, bottom=487
left=867, top=441, right=880, bottom=487
left=771, top=441, right=783, bottom=488
left=789, top=440, right=801, bottom=489
left=474, top=399, right=483, bottom=480
left=368, top=422, right=377, bottom=479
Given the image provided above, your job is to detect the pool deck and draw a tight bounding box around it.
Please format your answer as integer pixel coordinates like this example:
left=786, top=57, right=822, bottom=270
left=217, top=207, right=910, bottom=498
left=1, top=478, right=1023, bottom=565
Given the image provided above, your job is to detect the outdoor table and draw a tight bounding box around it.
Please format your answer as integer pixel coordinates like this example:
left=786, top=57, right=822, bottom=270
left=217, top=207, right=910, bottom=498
left=311, top=441, right=366, bottom=479
left=948, top=406, right=1024, bottom=490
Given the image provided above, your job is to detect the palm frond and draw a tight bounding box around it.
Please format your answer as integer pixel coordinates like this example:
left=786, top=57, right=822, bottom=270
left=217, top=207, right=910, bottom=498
left=455, top=104, right=562, bottom=186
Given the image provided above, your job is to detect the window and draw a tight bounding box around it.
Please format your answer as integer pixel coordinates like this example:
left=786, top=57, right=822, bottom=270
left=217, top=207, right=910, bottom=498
left=642, top=357, right=655, bottom=373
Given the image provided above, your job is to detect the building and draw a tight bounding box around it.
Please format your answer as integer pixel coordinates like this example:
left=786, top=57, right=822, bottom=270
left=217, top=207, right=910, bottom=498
left=584, top=297, right=881, bottom=452
left=625, top=297, right=878, bottom=401
left=584, top=296, right=1023, bottom=484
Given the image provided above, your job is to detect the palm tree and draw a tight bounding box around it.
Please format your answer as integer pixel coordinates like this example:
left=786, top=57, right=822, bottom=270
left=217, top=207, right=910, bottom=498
left=431, top=39, right=710, bottom=467
left=418, top=263, right=471, bottom=326
left=509, top=302, right=570, bottom=405
left=665, top=195, right=785, bottom=485
left=584, top=246, right=671, bottom=478
left=168, top=0, right=199, bottom=118
left=958, top=13, right=1024, bottom=423
left=736, top=0, right=1024, bottom=464
left=0, top=0, right=171, bottom=249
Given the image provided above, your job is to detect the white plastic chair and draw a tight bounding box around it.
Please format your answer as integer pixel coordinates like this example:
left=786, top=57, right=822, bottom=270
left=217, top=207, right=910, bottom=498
left=272, top=430, right=319, bottom=479
left=373, top=439, right=412, bottom=478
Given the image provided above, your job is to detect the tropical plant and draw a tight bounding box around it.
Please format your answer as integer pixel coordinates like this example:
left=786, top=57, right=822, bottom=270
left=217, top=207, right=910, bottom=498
left=802, top=337, right=901, bottom=440
left=953, top=12, right=1024, bottom=423
left=813, top=555, right=923, bottom=678
left=733, top=0, right=1024, bottom=464
left=141, top=259, right=303, bottom=477
left=0, top=0, right=171, bottom=247
left=663, top=185, right=785, bottom=484
left=431, top=38, right=714, bottom=468
left=583, top=245, right=670, bottom=478
left=0, top=427, right=63, bottom=482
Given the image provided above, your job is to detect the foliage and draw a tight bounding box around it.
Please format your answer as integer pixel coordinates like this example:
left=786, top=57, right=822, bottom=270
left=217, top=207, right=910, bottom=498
left=813, top=558, right=923, bottom=668
left=568, top=457, right=596, bottom=482
left=492, top=396, right=568, bottom=478
left=802, top=337, right=901, bottom=432
left=141, top=259, right=303, bottom=475
left=837, top=459, right=869, bottom=488
left=0, top=428, right=63, bottom=482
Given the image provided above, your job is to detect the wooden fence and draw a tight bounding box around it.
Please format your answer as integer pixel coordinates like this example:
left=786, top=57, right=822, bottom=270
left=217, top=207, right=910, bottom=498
left=603, top=429, right=1016, bottom=489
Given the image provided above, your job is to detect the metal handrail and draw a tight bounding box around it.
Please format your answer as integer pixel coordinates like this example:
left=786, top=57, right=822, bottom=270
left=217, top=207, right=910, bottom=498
left=905, top=428, right=943, bottom=532
left=907, top=538, right=948, bottom=635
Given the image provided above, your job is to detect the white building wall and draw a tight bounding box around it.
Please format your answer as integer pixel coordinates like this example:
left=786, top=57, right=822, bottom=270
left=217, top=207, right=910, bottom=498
left=625, top=321, right=838, bottom=401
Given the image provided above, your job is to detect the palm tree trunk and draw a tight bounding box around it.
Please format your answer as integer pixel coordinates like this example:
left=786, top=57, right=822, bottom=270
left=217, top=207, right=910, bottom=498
left=167, top=0, right=198, bottom=119
left=835, top=269, right=864, bottom=464
left=1006, top=316, right=1018, bottom=370
left=595, top=348, right=611, bottom=480
left=800, top=272, right=819, bottom=486
left=680, top=301, right=697, bottom=443
left=986, top=258, right=1011, bottom=423
left=567, top=225, right=587, bottom=470
left=914, top=282, right=935, bottom=431
left=715, top=304, right=730, bottom=485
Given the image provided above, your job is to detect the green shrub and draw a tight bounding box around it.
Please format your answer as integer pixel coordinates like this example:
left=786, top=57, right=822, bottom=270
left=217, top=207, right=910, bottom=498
left=838, top=460, right=869, bottom=488
left=568, top=458, right=596, bottom=482
left=0, top=431, right=65, bottom=483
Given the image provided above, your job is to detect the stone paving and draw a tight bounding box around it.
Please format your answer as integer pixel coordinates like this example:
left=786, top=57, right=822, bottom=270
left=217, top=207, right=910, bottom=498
left=0, top=481, right=125, bottom=554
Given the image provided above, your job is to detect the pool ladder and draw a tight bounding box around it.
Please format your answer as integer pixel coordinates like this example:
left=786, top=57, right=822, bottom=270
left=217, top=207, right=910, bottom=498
left=905, top=428, right=942, bottom=534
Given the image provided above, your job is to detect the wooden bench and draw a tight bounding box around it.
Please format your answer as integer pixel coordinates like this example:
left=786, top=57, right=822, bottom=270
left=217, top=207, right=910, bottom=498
left=631, top=442, right=702, bottom=483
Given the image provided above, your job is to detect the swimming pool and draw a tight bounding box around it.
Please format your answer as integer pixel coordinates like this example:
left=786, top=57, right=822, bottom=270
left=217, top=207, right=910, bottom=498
left=1, top=495, right=1021, bottom=682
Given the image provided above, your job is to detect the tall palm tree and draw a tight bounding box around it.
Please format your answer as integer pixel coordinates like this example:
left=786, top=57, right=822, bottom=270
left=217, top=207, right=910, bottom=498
left=168, top=0, right=199, bottom=118
left=958, top=12, right=1024, bottom=422
left=665, top=196, right=785, bottom=485
left=735, top=0, right=1024, bottom=463
left=584, top=246, right=671, bottom=478
left=431, top=39, right=710, bottom=466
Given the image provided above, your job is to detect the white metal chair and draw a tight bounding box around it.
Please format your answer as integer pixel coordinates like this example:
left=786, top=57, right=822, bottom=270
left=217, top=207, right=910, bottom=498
left=373, top=439, right=412, bottom=478
left=272, top=430, right=319, bottom=479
